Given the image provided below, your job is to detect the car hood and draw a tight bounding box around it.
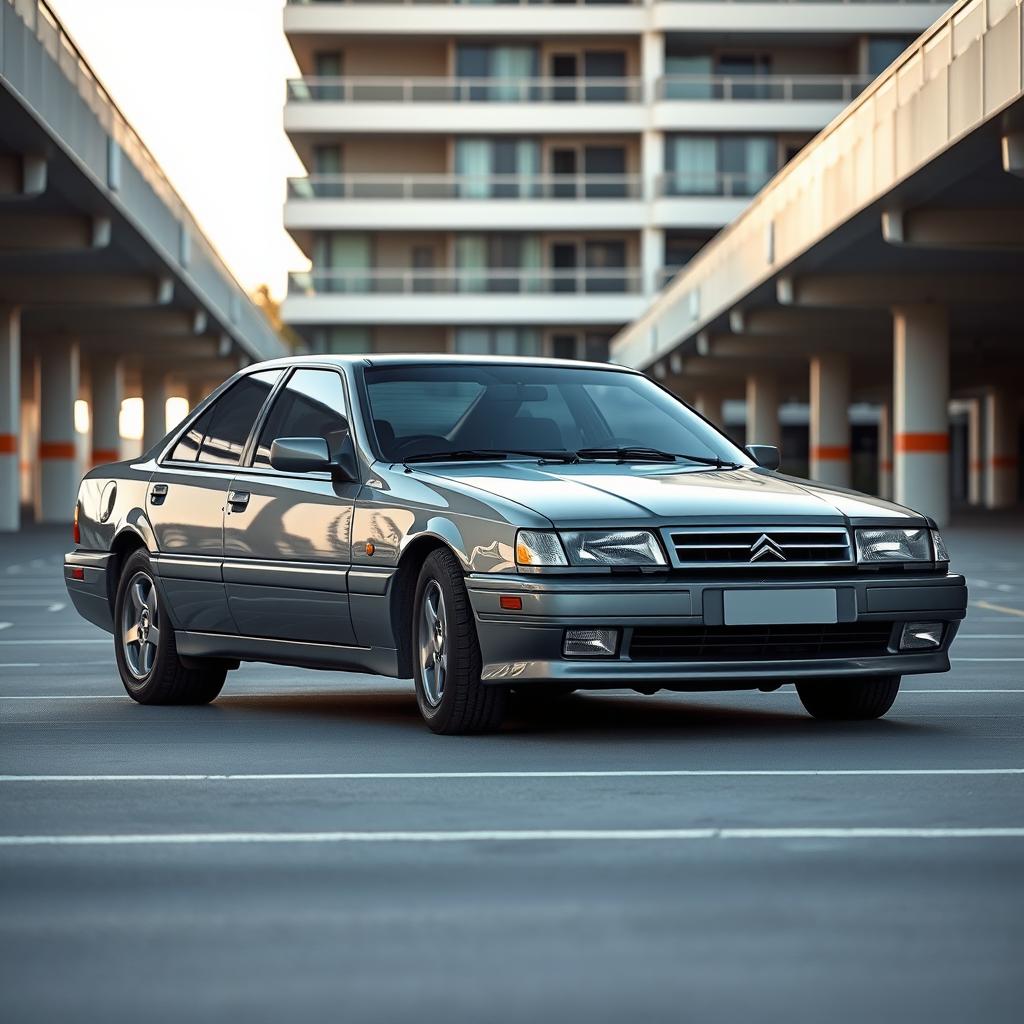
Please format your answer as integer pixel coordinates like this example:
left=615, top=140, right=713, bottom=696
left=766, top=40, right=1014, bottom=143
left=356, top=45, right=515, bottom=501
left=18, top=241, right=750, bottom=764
left=414, top=462, right=924, bottom=526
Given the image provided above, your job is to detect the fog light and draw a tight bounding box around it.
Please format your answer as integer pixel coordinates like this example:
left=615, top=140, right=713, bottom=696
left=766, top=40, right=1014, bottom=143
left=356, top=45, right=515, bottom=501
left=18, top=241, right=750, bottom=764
left=899, top=621, right=944, bottom=650
left=563, top=628, right=619, bottom=658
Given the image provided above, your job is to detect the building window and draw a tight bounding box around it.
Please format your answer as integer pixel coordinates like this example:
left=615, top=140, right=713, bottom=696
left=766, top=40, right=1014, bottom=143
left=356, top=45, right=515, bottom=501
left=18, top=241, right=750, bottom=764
left=455, top=138, right=540, bottom=198
left=309, top=327, right=371, bottom=355
left=454, top=328, right=542, bottom=357
left=665, top=135, right=776, bottom=197
left=867, top=37, right=913, bottom=76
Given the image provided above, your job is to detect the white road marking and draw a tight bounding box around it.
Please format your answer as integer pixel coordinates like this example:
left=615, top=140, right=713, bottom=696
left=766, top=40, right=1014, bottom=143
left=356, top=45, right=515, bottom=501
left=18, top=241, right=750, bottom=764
left=0, top=638, right=109, bottom=645
left=0, top=600, right=70, bottom=608
left=0, top=623, right=11, bottom=632
left=957, top=634, right=1024, bottom=639
left=1, top=827, right=1023, bottom=847
left=973, top=601, right=1024, bottom=620
left=1, top=768, right=1023, bottom=783
left=952, top=657, right=1024, bottom=662
left=0, top=663, right=41, bottom=669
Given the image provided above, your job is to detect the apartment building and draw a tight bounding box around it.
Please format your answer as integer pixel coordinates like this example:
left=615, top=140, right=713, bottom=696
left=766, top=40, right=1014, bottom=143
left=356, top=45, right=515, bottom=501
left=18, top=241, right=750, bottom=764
left=281, top=0, right=947, bottom=360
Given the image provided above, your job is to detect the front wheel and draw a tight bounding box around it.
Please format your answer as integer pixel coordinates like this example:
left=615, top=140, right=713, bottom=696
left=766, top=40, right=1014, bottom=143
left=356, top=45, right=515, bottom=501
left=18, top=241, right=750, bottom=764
left=412, top=549, right=506, bottom=735
left=795, top=675, right=901, bottom=721
left=113, top=549, right=226, bottom=705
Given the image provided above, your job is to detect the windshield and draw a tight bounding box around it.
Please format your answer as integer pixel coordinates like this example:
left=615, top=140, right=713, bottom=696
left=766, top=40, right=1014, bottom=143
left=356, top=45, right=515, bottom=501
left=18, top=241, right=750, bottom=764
left=362, top=363, right=751, bottom=466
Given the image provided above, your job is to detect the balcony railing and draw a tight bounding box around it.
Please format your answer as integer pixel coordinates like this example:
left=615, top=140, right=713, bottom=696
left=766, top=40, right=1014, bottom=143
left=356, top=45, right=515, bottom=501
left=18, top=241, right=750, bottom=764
left=664, top=0, right=950, bottom=4
left=657, top=171, right=773, bottom=198
left=289, top=268, right=643, bottom=295
left=657, top=74, right=873, bottom=102
left=287, top=76, right=643, bottom=103
left=287, top=174, right=643, bottom=200
left=288, top=0, right=640, bottom=4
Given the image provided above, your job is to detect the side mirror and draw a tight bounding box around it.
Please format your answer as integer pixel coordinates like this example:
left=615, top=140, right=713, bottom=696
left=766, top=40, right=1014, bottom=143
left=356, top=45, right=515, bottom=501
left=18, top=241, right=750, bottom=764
left=270, top=437, right=331, bottom=474
left=746, top=444, right=781, bottom=471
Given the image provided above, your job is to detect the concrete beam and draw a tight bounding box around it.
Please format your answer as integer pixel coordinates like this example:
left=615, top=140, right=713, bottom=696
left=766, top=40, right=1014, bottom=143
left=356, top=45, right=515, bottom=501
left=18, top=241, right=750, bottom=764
left=1001, top=132, right=1024, bottom=177
left=882, top=208, right=1024, bottom=249
left=25, top=308, right=209, bottom=337
left=778, top=274, right=1024, bottom=309
left=698, top=334, right=886, bottom=360
left=0, top=213, right=111, bottom=251
left=0, top=275, right=174, bottom=307
left=0, top=155, right=46, bottom=199
left=729, top=307, right=888, bottom=336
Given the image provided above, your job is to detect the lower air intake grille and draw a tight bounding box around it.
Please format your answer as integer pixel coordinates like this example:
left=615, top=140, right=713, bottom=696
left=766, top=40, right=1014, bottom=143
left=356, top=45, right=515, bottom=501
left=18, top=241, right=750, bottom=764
left=629, top=623, right=894, bottom=662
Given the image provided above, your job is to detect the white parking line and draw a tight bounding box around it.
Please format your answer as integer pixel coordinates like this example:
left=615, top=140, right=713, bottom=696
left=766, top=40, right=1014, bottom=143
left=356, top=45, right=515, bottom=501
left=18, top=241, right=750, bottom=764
left=0, top=638, right=109, bottom=645
left=1, top=827, right=1023, bottom=847
left=0, top=623, right=11, bottom=632
left=1, top=768, right=1022, bottom=782
left=952, top=657, right=1024, bottom=662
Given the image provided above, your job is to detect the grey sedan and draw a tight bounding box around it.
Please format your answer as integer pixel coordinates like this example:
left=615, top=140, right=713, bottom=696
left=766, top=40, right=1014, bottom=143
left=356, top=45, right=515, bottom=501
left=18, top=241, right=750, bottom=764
left=66, top=355, right=966, bottom=734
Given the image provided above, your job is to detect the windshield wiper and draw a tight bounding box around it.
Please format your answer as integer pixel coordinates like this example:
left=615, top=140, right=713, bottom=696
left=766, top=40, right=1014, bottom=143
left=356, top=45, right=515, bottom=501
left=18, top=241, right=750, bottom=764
left=402, top=448, right=579, bottom=464
left=574, top=446, right=740, bottom=468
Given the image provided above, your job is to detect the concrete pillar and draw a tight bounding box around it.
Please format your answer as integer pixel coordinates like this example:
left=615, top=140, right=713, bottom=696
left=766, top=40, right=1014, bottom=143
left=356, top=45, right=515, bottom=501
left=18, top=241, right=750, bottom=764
left=142, top=371, right=169, bottom=453
left=893, top=305, right=949, bottom=526
left=967, top=397, right=984, bottom=506
left=641, top=225, right=665, bottom=296
left=187, top=380, right=209, bottom=411
left=878, top=401, right=893, bottom=500
left=984, top=389, right=1019, bottom=509
left=39, top=339, right=80, bottom=524
left=745, top=374, right=781, bottom=448
left=694, top=390, right=724, bottom=428
left=809, top=352, right=851, bottom=487
left=641, top=29, right=665, bottom=272
left=0, top=306, right=20, bottom=531
left=90, top=357, right=123, bottom=466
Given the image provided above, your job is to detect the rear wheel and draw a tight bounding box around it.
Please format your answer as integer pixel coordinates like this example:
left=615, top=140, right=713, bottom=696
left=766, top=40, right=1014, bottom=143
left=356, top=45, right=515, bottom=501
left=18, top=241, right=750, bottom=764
left=795, top=675, right=901, bottom=721
left=412, top=548, right=506, bottom=735
left=113, top=549, right=226, bottom=705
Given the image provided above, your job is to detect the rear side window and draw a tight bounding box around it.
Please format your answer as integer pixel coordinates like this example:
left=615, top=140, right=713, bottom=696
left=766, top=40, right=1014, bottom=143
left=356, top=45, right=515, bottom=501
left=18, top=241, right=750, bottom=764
left=253, top=369, right=349, bottom=467
left=168, top=370, right=281, bottom=465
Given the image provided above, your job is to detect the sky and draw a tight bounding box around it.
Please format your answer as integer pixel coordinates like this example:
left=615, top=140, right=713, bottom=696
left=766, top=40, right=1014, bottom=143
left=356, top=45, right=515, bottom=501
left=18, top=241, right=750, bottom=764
left=50, top=0, right=308, bottom=301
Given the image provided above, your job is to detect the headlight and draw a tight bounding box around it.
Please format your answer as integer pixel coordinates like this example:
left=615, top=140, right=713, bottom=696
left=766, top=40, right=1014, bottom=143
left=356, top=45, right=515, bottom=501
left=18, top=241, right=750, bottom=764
left=855, top=527, right=933, bottom=563
left=560, top=529, right=666, bottom=567
left=931, top=529, right=949, bottom=563
left=514, top=529, right=667, bottom=568
left=515, top=530, right=567, bottom=567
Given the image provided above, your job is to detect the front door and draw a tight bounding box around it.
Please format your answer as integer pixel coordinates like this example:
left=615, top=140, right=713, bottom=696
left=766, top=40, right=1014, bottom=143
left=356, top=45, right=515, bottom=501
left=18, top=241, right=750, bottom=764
left=222, top=366, right=359, bottom=646
left=149, top=369, right=283, bottom=632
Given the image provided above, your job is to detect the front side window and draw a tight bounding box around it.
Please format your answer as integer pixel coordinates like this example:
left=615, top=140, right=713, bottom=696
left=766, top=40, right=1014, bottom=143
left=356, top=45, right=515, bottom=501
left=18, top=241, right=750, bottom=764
left=363, top=363, right=751, bottom=465
left=169, top=370, right=281, bottom=465
left=253, top=369, right=349, bottom=468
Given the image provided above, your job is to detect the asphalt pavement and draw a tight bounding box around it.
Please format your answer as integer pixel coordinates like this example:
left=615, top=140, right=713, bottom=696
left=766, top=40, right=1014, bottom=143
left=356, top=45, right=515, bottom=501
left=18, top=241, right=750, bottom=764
left=1, top=514, right=1022, bottom=1023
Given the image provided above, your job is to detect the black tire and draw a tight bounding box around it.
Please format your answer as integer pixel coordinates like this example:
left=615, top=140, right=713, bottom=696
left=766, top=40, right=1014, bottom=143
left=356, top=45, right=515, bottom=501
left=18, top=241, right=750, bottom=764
left=412, top=548, right=506, bottom=735
left=113, top=549, right=226, bottom=705
left=795, top=675, right=901, bottom=721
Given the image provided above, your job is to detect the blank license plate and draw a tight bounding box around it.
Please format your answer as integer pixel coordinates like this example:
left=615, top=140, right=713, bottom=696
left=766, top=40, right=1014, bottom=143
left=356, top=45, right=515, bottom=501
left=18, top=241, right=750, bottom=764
left=723, top=589, right=838, bottom=626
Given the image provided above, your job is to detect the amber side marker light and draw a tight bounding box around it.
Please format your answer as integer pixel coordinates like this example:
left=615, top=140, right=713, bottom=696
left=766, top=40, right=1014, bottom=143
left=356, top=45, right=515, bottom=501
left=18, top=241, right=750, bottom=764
left=499, top=595, right=523, bottom=611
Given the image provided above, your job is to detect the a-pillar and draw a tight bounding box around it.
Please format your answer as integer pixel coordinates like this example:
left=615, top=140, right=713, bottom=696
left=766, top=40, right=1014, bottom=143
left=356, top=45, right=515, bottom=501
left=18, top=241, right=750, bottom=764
left=967, top=397, right=984, bottom=506
left=90, top=357, right=123, bottom=466
left=984, top=389, right=1019, bottom=509
left=878, top=402, right=892, bottom=500
left=39, top=338, right=80, bottom=524
left=809, top=353, right=851, bottom=487
left=142, top=371, right=169, bottom=453
left=893, top=305, right=949, bottom=526
left=745, top=374, right=781, bottom=448
left=0, top=306, right=20, bottom=531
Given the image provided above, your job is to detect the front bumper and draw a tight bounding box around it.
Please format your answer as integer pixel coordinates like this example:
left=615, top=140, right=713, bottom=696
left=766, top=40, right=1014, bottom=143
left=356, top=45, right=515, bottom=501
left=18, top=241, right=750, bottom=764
left=64, top=550, right=114, bottom=634
left=466, top=571, right=967, bottom=688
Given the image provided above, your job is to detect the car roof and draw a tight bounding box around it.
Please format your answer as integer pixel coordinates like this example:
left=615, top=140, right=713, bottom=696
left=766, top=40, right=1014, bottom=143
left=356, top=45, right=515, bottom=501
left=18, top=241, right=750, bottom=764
left=242, top=353, right=642, bottom=375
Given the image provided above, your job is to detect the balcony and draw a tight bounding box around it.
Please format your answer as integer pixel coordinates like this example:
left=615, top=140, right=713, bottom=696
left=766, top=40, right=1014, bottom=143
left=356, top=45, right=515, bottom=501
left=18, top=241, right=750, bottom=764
left=653, top=0, right=950, bottom=35
left=284, top=0, right=645, bottom=38
left=654, top=74, right=871, bottom=131
left=282, top=267, right=647, bottom=325
left=284, top=77, right=646, bottom=134
left=284, top=174, right=646, bottom=231
left=651, top=172, right=761, bottom=229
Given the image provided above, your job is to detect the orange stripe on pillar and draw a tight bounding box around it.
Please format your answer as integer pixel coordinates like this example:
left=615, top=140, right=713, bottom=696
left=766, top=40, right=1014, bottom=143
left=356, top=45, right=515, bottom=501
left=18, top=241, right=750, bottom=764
left=0, top=433, right=16, bottom=454
left=811, top=445, right=850, bottom=461
left=893, top=432, right=949, bottom=453
left=39, top=441, right=76, bottom=460
left=879, top=459, right=893, bottom=471
left=990, top=455, right=1019, bottom=469
left=91, top=448, right=120, bottom=465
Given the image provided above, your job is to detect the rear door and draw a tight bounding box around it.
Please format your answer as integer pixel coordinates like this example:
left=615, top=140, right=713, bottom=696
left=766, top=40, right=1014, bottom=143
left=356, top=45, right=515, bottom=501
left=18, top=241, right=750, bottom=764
left=222, top=366, right=360, bottom=645
left=149, top=369, right=282, bottom=632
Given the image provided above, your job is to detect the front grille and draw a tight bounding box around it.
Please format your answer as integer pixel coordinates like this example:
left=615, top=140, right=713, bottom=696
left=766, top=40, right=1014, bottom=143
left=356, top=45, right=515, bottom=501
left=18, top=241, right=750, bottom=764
left=629, top=623, right=894, bottom=662
left=666, top=527, right=853, bottom=568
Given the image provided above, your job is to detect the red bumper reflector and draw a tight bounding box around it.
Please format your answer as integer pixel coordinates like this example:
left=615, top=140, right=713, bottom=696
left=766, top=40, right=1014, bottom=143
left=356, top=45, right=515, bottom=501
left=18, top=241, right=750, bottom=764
left=70, top=567, right=85, bottom=581
left=499, top=595, right=523, bottom=611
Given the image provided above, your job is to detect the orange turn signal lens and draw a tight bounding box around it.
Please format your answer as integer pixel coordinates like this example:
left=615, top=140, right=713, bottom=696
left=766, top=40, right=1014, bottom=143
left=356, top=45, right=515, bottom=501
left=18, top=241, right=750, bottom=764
left=499, top=595, right=523, bottom=611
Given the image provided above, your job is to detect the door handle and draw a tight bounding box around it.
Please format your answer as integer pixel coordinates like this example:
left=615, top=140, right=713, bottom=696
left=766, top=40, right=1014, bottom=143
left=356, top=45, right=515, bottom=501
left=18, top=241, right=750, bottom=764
left=149, top=483, right=168, bottom=506
left=227, top=490, right=250, bottom=513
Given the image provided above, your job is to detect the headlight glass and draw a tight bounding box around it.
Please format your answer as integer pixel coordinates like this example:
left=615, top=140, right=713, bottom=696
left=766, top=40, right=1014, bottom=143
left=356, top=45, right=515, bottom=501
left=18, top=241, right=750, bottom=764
left=931, top=529, right=949, bottom=563
left=855, top=527, right=932, bottom=563
left=515, top=530, right=567, bottom=567
left=560, top=529, right=666, bottom=567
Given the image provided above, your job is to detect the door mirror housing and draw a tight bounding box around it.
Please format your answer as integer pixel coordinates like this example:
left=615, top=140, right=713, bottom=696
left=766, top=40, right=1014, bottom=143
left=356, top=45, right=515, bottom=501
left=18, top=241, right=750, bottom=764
left=746, top=444, right=781, bottom=471
left=269, top=437, right=331, bottom=474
